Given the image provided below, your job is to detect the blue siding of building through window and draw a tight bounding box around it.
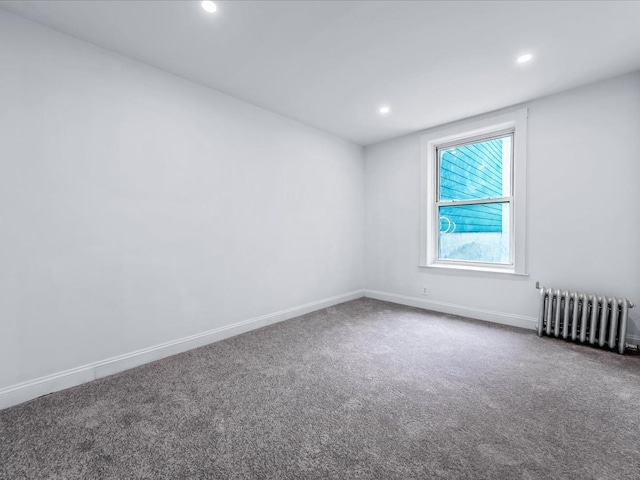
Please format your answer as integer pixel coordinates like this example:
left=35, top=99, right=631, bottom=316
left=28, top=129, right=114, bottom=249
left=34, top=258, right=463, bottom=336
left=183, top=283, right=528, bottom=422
left=439, top=138, right=505, bottom=233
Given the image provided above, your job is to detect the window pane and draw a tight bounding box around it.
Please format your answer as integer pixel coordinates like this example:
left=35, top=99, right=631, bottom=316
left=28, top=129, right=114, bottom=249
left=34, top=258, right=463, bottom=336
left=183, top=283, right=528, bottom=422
left=438, top=203, right=510, bottom=264
left=439, top=135, right=512, bottom=201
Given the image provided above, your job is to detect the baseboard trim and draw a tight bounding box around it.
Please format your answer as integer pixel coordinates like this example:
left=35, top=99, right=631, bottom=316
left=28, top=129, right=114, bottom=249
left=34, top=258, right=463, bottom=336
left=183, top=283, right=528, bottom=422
left=626, top=334, right=640, bottom=345
left=364, top=289, right=538, bottom=331
left=0, top=289, right=365, bottom=411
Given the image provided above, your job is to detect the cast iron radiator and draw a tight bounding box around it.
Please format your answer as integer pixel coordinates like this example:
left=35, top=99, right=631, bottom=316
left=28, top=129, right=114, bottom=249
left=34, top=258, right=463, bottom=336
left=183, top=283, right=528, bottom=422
left=536, top=282, right=635, bottom=354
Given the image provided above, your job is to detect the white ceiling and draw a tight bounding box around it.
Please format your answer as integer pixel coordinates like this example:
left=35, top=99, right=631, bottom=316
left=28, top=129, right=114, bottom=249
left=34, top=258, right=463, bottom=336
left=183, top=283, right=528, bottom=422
left=2, top=1, right=640, bottom=146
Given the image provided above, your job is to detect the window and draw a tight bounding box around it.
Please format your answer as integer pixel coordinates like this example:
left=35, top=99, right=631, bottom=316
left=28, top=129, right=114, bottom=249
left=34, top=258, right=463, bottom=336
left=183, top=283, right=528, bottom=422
left=420, top=109, right=527, bottom=274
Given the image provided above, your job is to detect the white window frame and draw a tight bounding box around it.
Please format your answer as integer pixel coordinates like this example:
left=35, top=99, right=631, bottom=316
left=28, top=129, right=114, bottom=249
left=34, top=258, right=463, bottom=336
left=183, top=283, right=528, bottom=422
left=419, top=108, right=528, bottom=275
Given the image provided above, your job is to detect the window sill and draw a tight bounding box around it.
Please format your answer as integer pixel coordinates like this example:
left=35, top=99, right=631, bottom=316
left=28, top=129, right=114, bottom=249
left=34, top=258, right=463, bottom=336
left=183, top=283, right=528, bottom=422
left=419, top=263, right=529, bottom=277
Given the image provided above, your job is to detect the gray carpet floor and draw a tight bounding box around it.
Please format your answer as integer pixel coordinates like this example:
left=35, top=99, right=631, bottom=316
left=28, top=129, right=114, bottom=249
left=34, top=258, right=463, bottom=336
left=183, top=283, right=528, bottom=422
left=1, top=298, right=639, bottom=479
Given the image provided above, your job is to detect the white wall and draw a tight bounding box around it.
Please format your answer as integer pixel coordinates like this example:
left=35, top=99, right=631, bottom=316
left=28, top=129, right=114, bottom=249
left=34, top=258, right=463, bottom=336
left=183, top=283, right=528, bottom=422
left=0, top=10, right=364, bottom=393
left=2, top=7, right=638, bottom=409
left=365, top=72, right=640, bottom=340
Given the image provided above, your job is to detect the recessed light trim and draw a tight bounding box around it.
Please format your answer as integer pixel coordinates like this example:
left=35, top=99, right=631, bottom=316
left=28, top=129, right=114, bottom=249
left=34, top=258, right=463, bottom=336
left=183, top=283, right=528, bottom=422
left=201, top=1, right=217, bottom=13
left=517, top=53, right=533, bottom=64
left=379, top=105, right=391, bottom=115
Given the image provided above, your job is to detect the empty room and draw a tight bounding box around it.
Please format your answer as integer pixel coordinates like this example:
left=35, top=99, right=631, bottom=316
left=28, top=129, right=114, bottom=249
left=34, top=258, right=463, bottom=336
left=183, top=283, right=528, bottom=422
left=1, top=1, right=639, bottom=478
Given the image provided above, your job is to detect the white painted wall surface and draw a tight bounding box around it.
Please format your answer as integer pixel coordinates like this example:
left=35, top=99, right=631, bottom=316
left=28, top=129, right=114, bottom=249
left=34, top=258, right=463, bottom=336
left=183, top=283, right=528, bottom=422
left=0, top=10, right=364, bottom=392
left=365, top=73, right=640, bottom=340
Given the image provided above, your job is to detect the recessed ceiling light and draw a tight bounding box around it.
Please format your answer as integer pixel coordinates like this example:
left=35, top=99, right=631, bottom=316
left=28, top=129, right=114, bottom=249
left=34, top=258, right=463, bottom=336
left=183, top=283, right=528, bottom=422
left=201, top=1, right=217, bottom=13
left=379, top=105, right=390, bottom=115
left=517, top=53, right=533, bottom=64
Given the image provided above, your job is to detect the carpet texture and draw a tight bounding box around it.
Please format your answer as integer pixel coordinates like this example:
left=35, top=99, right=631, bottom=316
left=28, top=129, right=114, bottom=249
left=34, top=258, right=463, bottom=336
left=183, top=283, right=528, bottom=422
left=1, top=298, right=639, bottom=479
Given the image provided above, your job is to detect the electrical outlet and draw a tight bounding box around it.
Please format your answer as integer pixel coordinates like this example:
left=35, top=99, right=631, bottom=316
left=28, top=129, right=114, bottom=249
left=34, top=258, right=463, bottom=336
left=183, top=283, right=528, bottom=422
left=422, top=286, right=428, bottom=296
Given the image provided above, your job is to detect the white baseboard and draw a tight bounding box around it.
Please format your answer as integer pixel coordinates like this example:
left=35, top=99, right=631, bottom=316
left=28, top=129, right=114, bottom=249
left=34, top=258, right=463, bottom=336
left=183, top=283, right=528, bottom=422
left=626, top=334, right=640, bottom=346
left=0, top=290, right=365, bottom=411
left=364, top=289, right=538, bottom=331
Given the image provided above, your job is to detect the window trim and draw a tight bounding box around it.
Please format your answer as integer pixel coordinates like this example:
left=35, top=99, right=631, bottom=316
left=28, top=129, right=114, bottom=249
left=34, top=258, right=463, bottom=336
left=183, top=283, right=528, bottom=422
left=419, top=108, right=528, bottom=275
